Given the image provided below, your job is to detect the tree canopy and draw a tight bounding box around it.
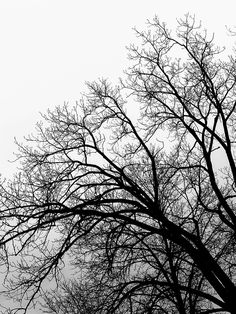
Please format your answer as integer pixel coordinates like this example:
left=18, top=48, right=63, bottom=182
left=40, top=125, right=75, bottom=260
left=1, top=15, right=236, bottom=313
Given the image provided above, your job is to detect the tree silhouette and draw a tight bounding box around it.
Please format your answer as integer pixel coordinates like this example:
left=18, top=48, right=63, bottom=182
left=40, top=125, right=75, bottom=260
left=0, top=15, right=236, bottom=313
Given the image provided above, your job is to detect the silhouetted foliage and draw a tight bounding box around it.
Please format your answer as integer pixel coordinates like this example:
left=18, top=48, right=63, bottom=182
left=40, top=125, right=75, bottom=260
left=0, top=14, right=236, bottom=313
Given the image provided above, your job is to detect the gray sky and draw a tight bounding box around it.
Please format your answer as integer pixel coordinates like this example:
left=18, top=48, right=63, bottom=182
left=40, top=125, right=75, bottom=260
left=0, top=0, right=236, bottom=178
left=0, top=0, right=236, bottom=312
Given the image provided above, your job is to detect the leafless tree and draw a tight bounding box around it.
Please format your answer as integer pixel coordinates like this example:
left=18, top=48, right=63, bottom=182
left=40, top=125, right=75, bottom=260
left=0, top=14, right=236, bottom=313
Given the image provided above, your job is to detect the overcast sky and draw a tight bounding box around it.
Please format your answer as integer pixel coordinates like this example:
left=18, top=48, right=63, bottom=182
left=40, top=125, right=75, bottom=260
left=0, top=0, right=236, bottom=312
left=0, top=0, right=236, bottom=178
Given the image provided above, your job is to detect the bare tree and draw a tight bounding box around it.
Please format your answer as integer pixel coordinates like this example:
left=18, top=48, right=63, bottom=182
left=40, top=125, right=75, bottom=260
left=42, top=229, right=207, bottom=314
left=0, top=14, right=236, bottom=313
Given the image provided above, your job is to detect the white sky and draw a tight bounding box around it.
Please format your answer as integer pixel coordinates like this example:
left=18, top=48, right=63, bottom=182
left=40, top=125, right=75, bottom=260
left=0, top=0, right=236, bottom=178
left=0, top=0, right=236, bottom=312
